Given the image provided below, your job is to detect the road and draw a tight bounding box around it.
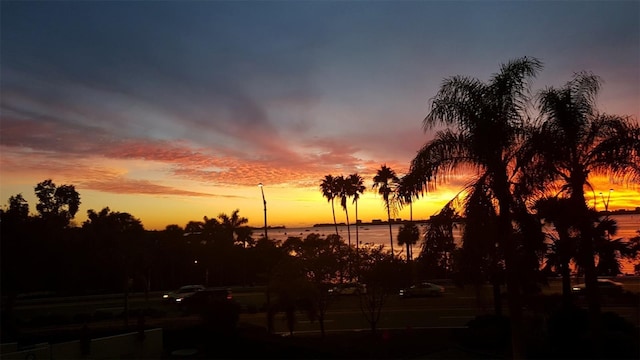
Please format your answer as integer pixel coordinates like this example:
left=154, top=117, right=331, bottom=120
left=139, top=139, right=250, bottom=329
left=238, top=293, right=640, bottom=335
left=8, top=278, right=639, bottom=336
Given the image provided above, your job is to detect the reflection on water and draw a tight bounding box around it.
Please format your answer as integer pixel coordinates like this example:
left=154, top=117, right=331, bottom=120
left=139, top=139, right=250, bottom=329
left=264, top=214, right=640, bottom=274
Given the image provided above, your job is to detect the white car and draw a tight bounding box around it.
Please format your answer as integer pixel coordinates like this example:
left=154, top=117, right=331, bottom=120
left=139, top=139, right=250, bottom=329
left=571, top=278, right=624, bottom=296
left=162, top=284, right=205, bottom=303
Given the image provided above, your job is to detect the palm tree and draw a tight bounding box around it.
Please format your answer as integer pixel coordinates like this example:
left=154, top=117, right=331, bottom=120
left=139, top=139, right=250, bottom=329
left=320, top=175, right=340, bottom=235
left=336, top=175, right=354, bottom=248
left=525, top=71, right=640, bottom=328
left=397, top=222, right=419, bottom=261
left=348, top=173, right=366, bottom=252
left=393, top=172, right=432, bottom=261
left=406, top=57, right=543, bottom=357
left=372, top=164, right=399, bottom=255
left=218, top=209, right=249, bottom=245
left=535, top=196, right=579, bottom=307
left=394, top=173, right=417, bottom=222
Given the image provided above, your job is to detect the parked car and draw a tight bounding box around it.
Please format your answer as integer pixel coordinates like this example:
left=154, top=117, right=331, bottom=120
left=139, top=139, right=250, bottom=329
left=162, top=284, right=205, bottom=303
left=571, top=278, right=624, bottom=296
left=328, top=283, right=367, bottom=296
left=399, top=282, right=445, bottom=298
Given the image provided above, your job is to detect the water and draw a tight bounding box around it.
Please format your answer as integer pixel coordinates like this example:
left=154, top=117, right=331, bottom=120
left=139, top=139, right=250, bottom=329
left=265, top=214, right=640, bottom=274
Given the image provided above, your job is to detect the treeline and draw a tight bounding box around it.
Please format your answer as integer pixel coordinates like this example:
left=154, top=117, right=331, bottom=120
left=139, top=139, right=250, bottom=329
left=0, top=179, right=261, bottom=295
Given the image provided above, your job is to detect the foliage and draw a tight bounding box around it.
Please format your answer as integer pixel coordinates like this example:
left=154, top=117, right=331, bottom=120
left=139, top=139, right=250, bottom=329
left=355, top=244, right=406, bottom=334
left=34, top=179, right=81, bottom=228
left=279, top=233, right=349, bottom=337
left=418, top=203, right=457, bottom=279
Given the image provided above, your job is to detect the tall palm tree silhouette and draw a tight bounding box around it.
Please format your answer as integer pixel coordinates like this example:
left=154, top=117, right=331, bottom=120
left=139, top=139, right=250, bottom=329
left=348, top=173, right=366, bottom=252
left=337, top=175, right=353, bottom=248
left=320, top=175, right=340, bottom=235
left=524, top=71, right=640, bottom=328
left=372, top=164, right=399, bottom=255
left=407, top=57, right=543, bottom=357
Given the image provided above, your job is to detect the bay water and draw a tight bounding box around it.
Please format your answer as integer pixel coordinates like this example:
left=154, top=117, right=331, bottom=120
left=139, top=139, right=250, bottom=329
left=266, top=214, right=640, bottom=275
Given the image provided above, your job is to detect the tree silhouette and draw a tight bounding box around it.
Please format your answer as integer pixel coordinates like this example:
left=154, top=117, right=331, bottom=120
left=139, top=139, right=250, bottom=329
left=218, top=209, right=249, bottom=246
left=281, top=233, right=348, bottom=338
left=535, top=196, right=579, bottom=307
left=397, top=222, right=419, bottom=262
left=407, top=57, right=543, bottom=357
left=372, top=165, right=399, bottom=255
left=320, top=175, right=340, bottom=235
left=348, top=173, right=366, bottom=253
left=336, top=175, right=353, bottom=248
left=420, top=203, right=458, bottom=280
left=34, top=179, right=81, bottom=228
left=523, top=71, right=640, bottom=333
left=83, top=207, right=144, bottom=326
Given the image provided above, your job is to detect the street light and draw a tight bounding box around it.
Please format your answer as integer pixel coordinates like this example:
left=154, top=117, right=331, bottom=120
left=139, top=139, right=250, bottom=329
left=600, top=188, right=613, bottom=214
left=258, top=183, right=267, bottom=240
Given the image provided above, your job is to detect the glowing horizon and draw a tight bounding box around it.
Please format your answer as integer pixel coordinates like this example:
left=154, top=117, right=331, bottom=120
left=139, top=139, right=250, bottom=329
left=1, top=172, right=637, bottom=232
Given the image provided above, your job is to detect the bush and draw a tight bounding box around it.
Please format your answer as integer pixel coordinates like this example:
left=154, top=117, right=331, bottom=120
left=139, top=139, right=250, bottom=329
left=459, top=314, right=511, bottom=355
left=200, top=300, right=241, bottom=333
left=546, top=306, right=639, bottom=359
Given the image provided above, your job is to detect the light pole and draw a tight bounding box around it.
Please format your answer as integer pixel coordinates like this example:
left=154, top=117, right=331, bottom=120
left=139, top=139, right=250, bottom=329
left=600, top=188, right=613, bottom=214
left=258, top=183, right=267, bottom=240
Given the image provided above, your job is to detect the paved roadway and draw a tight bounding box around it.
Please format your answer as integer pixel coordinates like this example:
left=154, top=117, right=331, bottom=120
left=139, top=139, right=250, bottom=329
left=9, top=277, right=639, bottom=335
left=237, top=292, right=640, bottom=335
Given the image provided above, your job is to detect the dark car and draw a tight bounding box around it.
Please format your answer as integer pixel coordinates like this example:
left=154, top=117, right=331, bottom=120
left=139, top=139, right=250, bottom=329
left=178, top=287, right=234, bottom=314
left=328, top=283, right=367, bottom=296
left=162, top=284, right=205, bottom=303
left=571, top=278, right=624, bottom=296
left=178, top=287, right=240, bottom=331
left=399, top=282, right=445, bottom=298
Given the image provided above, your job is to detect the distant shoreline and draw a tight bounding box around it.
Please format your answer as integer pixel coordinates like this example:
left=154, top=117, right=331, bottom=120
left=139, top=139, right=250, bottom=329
left=251, top=209, right=639, bottom=230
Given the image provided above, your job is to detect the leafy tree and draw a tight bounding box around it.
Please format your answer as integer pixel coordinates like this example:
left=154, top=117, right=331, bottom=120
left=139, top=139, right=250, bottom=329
left=281, top=233, right=348, bottom=337
left=248, top=237, right=287, bottom=333
left=157, top=224, right=190, bottom=289
left=356, top=244, right=405, bottom=334
left=34, top=179, right=81, bottom=228
left=1, top=194, right=32, bottom=330
left=83, top=207, right=144, bottom=325
left=372, top=164, right=399, bottom=255
left=320, top=175, right=340, bottom=235
left=6, top=194, right=29, bottom=220
left=407, top=57, right=543, bottom=357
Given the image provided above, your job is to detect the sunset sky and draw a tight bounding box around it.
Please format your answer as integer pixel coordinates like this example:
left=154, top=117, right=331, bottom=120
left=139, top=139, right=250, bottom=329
left=1, top=1, right=638, bottom=231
